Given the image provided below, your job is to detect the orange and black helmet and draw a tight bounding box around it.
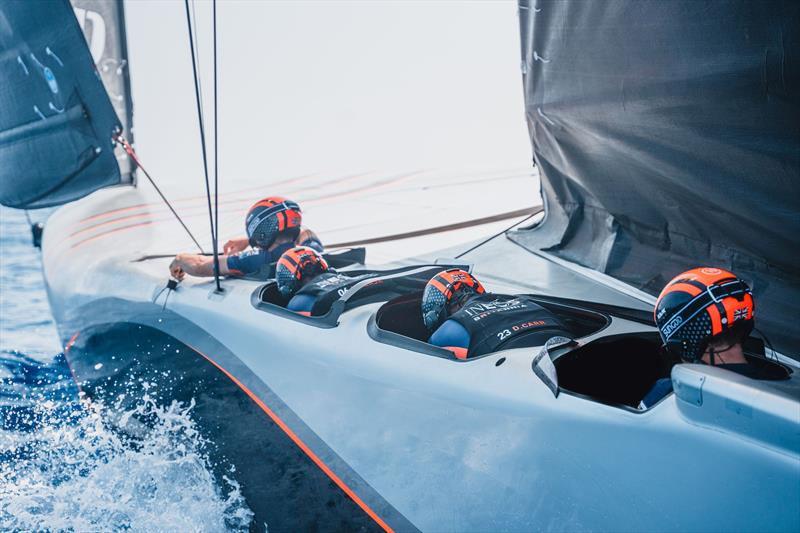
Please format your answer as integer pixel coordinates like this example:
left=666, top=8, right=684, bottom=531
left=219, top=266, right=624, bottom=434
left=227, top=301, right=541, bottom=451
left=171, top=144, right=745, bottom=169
left=422, top=269, right=485, bottom=331
left=655, top=267, right=754, bottom=362
left=276, top=246, right=329, bottom=298
left=245, top=196, right=302, bottom=248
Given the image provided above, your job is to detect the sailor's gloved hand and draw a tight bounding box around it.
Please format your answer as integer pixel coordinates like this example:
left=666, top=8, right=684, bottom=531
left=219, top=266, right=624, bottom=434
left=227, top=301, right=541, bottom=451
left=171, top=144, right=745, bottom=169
left=169, top=256, right=186, bottom=281
left=223, top=237, right=250, bottom=255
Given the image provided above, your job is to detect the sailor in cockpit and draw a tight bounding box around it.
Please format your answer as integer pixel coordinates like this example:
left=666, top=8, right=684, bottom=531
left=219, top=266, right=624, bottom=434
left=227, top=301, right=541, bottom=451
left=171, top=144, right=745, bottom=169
left=169, top=196, right=322, bottom=280
left=640, top=267, right=786, bottom=408
left=275, top=246, right=378, bottom=316
left=422, top=269, right=571, bottom=360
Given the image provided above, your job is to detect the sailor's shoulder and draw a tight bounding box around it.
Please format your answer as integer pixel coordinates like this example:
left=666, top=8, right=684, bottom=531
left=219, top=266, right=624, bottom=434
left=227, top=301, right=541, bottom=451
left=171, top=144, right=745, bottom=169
left=429, top=320, right=470, bottom=347
left=287, top=293, right=316, bottom=313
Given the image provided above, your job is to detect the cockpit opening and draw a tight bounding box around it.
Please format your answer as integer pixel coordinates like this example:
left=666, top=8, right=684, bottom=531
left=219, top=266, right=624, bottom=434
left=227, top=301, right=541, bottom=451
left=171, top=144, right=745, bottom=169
left=554, top=333, right=673, bottom=409
left=369, top=292, right=610, bottom=358
left=252, top=264, right=469, bottom=328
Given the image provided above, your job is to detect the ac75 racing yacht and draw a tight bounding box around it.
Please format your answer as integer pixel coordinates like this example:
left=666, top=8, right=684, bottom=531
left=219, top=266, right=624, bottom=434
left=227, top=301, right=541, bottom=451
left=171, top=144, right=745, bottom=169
left=1, top=0, right=798, bottom=531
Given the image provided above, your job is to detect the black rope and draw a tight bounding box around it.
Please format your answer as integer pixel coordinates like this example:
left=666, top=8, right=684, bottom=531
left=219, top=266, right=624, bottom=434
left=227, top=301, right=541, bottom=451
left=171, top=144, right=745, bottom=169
left=153, top=284, right=169, bottom=304
left=754, top=327, right=778, bottom=362
left=117, top=136, right=205, bottom=254
left=184, top=0, right=221, bottom=291
left=212, top=0, right=221, bottom=291
left=162, top=287, right=173, bottom=311
left=454, top=210, right=541, bottom=259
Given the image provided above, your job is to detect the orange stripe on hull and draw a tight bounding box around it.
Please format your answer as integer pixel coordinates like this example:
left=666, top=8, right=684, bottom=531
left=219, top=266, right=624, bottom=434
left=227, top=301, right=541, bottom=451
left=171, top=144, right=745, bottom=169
left=79, top=202, right=153, bottom=223
left=63, top=332, right=84, bottom=396
left=185, top=343, right=395, bottom=533
left=70, top=220, right=156, bottom=250
left=70, top=211, right=153, bottom=238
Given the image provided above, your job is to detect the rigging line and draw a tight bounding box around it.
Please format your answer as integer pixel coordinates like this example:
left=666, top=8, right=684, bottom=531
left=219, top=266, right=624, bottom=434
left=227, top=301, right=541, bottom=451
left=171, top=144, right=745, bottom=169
left=23, top=209, right=33, bottom=225
left=152, top=284, right=168, bottom=304
left=116, top=135, right=205, bottom=254
left=162, top=287, right=172, bottom=312
left=190, top=0, right=204, bottom=107
left=326, top=206, right=541, bottom=249
left=184, top=0, right=221, bottom=291
left=453, top=207, right=542, bottom=259
left=212, top=0, right=221, bottom=292
left=754, top=327, right=777, bottom=362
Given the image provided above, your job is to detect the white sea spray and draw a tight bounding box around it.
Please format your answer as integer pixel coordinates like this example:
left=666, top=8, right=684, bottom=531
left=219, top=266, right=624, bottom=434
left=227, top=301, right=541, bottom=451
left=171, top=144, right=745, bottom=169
left=1, top=204, right=254, bottom=531
left=0, top=395, right=253, bottom=532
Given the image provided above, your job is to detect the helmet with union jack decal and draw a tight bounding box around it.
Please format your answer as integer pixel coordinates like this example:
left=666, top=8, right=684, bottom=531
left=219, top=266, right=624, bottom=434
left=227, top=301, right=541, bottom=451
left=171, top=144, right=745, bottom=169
left=276, top=246, right=329, bottom=298
left=422, top=269, right=485, bottom=332
left=654, top=267, right=754, bottom=362
left=245, top=196, right=302, bottom=248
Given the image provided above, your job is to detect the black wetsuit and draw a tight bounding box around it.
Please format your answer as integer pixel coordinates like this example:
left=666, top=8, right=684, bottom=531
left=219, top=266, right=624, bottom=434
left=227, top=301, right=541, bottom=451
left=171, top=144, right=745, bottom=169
left=431, top=294, right=570, bottom=358
left=288, top=271, right=379, bottom=316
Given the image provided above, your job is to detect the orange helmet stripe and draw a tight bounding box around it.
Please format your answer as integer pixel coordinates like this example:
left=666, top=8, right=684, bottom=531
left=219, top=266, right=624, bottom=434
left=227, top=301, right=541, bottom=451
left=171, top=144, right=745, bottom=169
left=428, top=278, right=451, bottom=297
left=251, top=198, right=281, bottom=210
left=681, top=267, right=737, bottom=287
left=706, top=304, right=723, bottom=336
left=278, top=257, right=296, bottom=270
left=662, top=282, right=703, bottom=298
left=436, top=269, right=485, bottom=294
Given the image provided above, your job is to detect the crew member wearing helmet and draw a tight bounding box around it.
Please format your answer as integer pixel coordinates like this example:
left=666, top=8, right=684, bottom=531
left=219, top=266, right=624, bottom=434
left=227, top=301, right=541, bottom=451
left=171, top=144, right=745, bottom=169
left=655, top=267, right=755, bottom=366
left=423, top=269, right=570, bottom=359
left=169, top=196, right=322, bottom=280
left=275, top=246, right=379, bottom=316
left=640, top=267, right=767, bottom=408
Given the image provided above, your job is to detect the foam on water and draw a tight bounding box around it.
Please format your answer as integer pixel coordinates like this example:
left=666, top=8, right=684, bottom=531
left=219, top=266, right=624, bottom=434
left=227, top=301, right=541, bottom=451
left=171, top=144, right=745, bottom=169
left=1, top=392, right=253, bottom=531
left=0, top=207, right=254, bottom=531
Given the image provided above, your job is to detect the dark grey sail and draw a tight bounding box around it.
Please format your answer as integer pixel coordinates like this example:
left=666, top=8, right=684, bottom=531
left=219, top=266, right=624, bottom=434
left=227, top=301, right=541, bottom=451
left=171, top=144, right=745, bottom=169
left=512, top=0, right=800, bottom=356
left=72, top=0, right=134, bottom=183
left=0, top=0, right=125, bottom=209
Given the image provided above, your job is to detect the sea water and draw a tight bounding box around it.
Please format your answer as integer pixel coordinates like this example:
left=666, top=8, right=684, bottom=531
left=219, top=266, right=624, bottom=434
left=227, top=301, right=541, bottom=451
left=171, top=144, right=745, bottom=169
left=0, top=207, right=253, bottom=531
